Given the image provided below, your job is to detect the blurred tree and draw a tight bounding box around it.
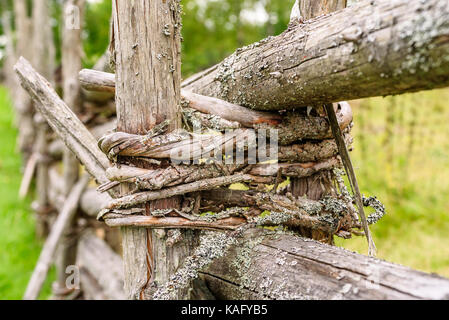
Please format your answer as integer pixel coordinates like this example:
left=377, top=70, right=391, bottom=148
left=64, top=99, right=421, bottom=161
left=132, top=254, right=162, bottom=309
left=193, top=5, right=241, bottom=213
left=0, top=0, right=294, bottom=76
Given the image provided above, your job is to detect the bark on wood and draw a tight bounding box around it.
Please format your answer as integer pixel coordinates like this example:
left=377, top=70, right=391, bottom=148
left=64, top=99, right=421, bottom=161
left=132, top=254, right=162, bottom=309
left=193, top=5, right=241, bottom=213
left=77, top=231, right=126, bottom=300
left=100, top=156, right=339, bottom=196
left=98, top=127, right=351, bottom=164
left=286, top=1, right=345, bottom=243
left=183, top=0, right=449, bottom=111
left=104, top=216, right=246, bottom=231
left=23, top=176, right=89, bottom=300
left=103, top=174, right=253, bottom=211
left=200, top=229, right=449, bottom=300
left=19, top=153, right=38, bottom=199
left=14, top=58, right=111, bottom=187
left=295, top=0, right=347, bottom=21
left=79, top=69, right=354, bottom=144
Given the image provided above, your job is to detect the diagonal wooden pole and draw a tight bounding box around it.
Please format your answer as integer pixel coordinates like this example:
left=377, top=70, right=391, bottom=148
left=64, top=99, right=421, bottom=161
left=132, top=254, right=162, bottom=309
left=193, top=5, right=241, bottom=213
left=325, top=103, right=377, bottom=256
left=23, top=175, right=89, bottom=300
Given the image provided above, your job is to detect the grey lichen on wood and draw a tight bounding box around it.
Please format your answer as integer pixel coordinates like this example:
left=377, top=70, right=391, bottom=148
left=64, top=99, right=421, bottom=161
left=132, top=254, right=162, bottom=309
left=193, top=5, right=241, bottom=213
left=200, top=229, right=449, bottom=300
left=183, top=0, right=449, bottom=111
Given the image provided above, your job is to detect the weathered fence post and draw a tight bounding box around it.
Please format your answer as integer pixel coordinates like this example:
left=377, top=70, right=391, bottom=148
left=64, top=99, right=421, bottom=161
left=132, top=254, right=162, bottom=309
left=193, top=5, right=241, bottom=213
left=289, top=0, right=348, bottom=243
left=111, top=0, right=198, bottom=299
left=53, top=0, right=86, bottom=298
left=31, top=0, right=56, bottom=239
left=13, top=0, right=35, bottom=160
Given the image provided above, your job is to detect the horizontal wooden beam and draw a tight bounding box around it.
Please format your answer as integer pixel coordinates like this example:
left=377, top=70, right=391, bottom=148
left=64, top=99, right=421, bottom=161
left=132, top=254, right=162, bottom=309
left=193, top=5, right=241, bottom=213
left=77, top=232, right=126, bottom=300
left=200, top=229, right=449, bottom=300
left=23, top=175, right=90, bottom=300
left=79, top=69, right=354, bottom=145
left=183, top=0, right=449, bottom=110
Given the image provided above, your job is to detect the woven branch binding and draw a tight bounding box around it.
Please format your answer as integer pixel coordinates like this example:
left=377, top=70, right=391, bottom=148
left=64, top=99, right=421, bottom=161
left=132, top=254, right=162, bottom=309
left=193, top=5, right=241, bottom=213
left=96, top=106, right=385, bottom=239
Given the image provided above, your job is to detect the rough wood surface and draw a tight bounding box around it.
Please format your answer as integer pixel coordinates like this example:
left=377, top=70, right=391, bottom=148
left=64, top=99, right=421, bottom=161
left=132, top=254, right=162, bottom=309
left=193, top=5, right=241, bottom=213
left=23, top=176, right=89, bottom=300
left=112, top=0, right=198, bottom=300
left=200, top=229, right=449, bottom=300
left=103, top=174, right=253, bottom=210
left=79, top=69, right=354, bottom=144
left=98, top=127, right=350, bottom=164
left=104, top=216, right=246, bottom=231
left=77, top=231, right=126, bottom=300
left=183, top=0, right=449, bottom=111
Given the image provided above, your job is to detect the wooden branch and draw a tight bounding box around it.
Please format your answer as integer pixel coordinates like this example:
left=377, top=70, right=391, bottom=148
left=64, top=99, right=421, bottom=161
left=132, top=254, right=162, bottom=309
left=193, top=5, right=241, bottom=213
left=47, top=120, right=117, bottom=160
left=104, top=216, right=246, bottom=231
left=198, top=188, right=356, bottom=235
left=23, top=175, right=89, bottom=300
left=113, top=0, right=196, bottom=300
left=101, top=155, right=338, bottom=195
left=19, top=152, right=38, bottom=199
left=80, top=188, right=112, bottom=217
left=81, top=51, right=116, bottom=103
left=79, top=68, right=115, bottom=93
left=249, top=157, right=340, bottom=177
left=200, top=229, right=449, bottom=300
left=47, top=166, right=111, bottom=218
left=183, top=0, right=449, bottom=110
left=14, top=57, right=111, bottom=186
left=326, top=103, right=376, bottom=256
left=98, top=127, right=351, bottom=164
left=77, top=231, right=126, bottom=300
left=80, top=69, right=354, bottom=144
left=104, top=174, right=253, bottom=210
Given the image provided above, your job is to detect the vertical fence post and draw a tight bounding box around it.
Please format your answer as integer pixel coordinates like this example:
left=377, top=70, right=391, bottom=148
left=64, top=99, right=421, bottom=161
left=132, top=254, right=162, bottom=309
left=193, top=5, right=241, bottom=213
left=112, top=0, right=198, bottom=299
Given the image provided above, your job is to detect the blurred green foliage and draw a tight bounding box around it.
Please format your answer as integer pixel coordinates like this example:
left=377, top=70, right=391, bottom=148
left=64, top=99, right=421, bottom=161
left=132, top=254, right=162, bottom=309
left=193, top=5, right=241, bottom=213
left=336, top=90, right=449, bottom=277
left=0, top=87, right=55, bottom=300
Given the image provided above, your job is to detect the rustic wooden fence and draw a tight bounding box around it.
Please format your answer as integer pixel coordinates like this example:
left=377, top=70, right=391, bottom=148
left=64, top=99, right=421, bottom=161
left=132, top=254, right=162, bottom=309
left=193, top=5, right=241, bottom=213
left=5, top=0, right=449, bottom=300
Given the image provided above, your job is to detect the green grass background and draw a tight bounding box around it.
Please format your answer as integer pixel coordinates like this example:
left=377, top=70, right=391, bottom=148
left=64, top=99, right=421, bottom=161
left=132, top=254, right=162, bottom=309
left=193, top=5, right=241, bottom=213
left=0, top=86, right=448, bottom=299
left=335, top=88, right=449, bottom=277
left=0, top=87, right=54, bottom=300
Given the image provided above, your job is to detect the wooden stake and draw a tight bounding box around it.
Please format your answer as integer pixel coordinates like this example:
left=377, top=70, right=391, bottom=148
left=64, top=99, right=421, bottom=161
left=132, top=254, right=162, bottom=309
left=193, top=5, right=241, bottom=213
left=19, top=152, right=38, bottom=199
left=325, top=103, right=376, bottom=256
left=23, top=175, right=89, bottom=300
